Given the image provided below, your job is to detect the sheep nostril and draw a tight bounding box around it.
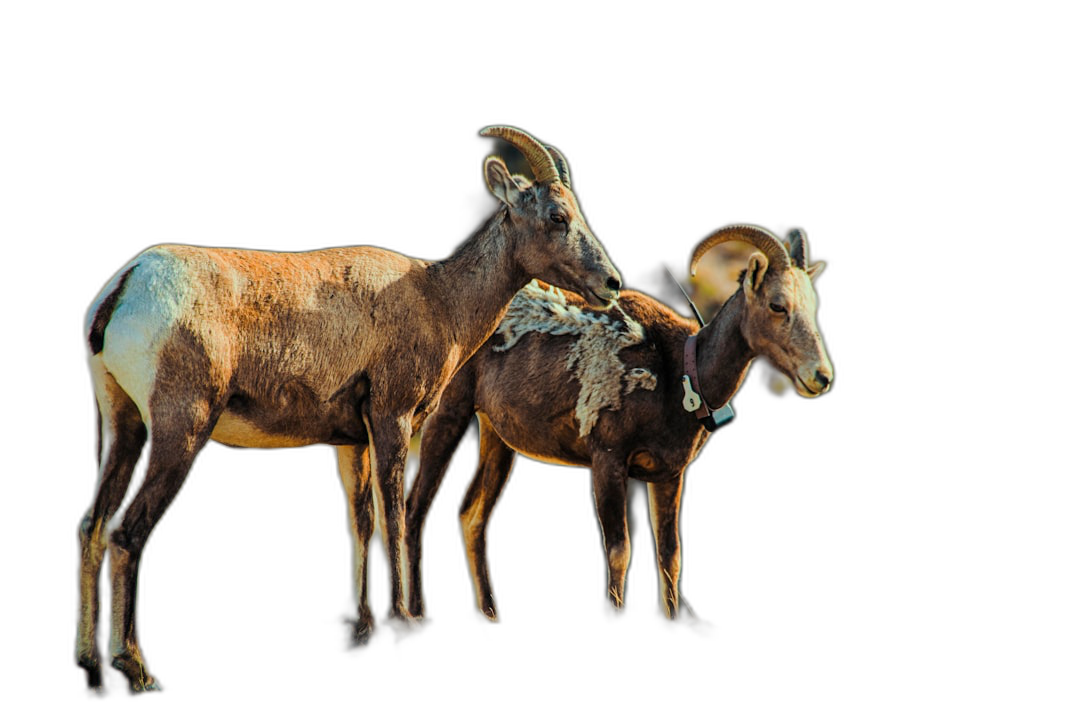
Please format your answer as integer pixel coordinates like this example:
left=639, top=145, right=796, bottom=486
left=815, top=370, right=831, bottom=390
left=605, top=276, right=622, bottom=293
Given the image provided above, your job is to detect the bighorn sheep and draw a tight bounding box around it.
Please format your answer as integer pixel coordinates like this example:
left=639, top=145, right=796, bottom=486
left=77, top=126, right=621, bottom=691
left=403, top=225, right=832, bottom=619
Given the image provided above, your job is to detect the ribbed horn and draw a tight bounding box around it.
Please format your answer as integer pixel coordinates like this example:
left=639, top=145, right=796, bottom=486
left=689, top=224, right=791, bottom=277
left=480, top=126, right=562, bottom=185
left=786, top=228, right=809, bottom=269
left=545, top=144, right=571, bottom=187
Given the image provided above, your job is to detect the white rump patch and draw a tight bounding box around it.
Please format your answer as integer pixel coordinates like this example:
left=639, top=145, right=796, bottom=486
left=495, top=281, right=657, bottom=437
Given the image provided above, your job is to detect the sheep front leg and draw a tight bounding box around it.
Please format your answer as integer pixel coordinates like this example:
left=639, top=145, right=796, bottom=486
left=647, top=475, right=683, bottom=618
left=337, top=445, right=376, bottom=643
left=591, top=457, right=631, bottom=609
left=366, top=413, right=412, bottom=620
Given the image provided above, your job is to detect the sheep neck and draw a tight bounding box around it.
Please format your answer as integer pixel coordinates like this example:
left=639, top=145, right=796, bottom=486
left=691, top=288, right=755, bottom=409
left=427, top=207, right=529, bottom=361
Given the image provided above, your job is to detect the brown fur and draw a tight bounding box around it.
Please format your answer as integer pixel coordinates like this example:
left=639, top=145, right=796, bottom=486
left=403, top=232, right=832, bottom=620
left=76, top=128, right=621, bottom=691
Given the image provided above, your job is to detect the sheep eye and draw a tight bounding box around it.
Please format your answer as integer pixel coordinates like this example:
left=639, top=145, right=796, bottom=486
left=769, top=302, right=787, bottom=314
left=550, top=213, right=567, bottom=224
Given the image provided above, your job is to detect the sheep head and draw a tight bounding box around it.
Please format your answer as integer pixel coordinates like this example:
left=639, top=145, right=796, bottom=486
left=481, top=126, right=620, bottom=308
left=691, top=224, right=833, bottom=397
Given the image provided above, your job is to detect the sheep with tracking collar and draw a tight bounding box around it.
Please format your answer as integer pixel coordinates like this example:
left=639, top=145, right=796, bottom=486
left=403, top=224, right=832, bottom=619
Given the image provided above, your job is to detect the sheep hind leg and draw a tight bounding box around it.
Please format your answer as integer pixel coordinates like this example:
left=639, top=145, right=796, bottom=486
left=337, top=445, right=376, bottom=644
left=459, top=415, right=515, bottom=621
left=108, top=396, right=221, bottom=692
left=77, top=367, right=147, bottom=690
left=405, top=379, right=475, bottom=619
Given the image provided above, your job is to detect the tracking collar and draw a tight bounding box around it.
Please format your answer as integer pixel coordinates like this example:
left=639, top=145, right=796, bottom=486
left=681, top=334, right=735, bottom=432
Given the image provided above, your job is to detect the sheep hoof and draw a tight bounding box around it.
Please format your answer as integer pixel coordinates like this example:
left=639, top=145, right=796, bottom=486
left=481, top=605, right=498, bottom=622
left=78, top=656, right=104, bottom=691
left=348, top=616, right=375, bottom=646
left=112, top=655, right=159, bottom=693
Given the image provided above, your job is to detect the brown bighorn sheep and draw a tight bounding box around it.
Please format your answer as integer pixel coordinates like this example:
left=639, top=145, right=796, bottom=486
left=403, top=225, right=832, bottom=620
left=77, top=126, right=621, bottom=691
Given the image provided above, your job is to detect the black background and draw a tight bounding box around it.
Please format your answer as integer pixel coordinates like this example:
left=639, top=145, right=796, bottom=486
left=35, top=47, right=911, bottom=712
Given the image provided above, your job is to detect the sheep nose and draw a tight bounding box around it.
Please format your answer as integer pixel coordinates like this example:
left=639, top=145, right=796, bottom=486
left=605, top=275, right=622, bottom=293
left=815, top=370, right=831, bottom=390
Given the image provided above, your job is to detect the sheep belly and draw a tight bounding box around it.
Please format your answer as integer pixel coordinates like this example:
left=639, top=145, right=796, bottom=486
left=210, top=411, right=318, bottom=448
left=209, top=388, right=368, bottom=449
left=480, top=404, right=591, bottom=467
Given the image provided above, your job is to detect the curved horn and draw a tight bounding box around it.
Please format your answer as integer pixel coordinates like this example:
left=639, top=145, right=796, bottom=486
left=480, top=126, right=562, bottom=185
left=689, top=224, right=791, bottom=277
left=545, top=143, right=572, bottom=187
left=786, top=228, right=809, bottom=269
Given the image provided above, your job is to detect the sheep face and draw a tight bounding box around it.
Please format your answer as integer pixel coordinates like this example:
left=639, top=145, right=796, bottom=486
left=484, top=156, right=620, bottom=309
left=741, top=257, right=833, bottom=398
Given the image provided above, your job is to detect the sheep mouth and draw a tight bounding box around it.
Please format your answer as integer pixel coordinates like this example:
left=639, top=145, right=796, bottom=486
left=796, top=376, right=826, bottom=398
left=582, top=285, right=618, bottom=309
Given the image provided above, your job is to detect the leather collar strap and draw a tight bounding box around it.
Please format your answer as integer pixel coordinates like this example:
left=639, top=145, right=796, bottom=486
left=683, top=334, right=709, bottom=421
left=681, top=334, right=736, bottom=432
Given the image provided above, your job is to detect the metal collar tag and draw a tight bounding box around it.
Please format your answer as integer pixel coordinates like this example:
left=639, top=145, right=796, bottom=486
left=681, top=375, right=702, bottom=412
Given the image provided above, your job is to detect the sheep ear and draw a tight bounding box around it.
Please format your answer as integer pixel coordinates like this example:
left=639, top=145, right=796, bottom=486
left=807, top=260, right=826, bottom=280
left=485, top=156, right=525, bottom=206
left=744, top=252, right=769, bottom=292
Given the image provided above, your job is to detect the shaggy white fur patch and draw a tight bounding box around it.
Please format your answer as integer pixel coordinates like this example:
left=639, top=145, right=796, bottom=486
left=494, top=281, right=657, bottom=437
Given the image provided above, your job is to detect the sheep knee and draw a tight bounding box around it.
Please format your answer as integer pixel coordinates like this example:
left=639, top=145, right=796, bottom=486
left=459, top=505, right=483, bottom=546
left=79, top=514, right=94, bottom=543
left=109, top=527, right=137, bottom=555
left=604, top=544, right=630, bottom=578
